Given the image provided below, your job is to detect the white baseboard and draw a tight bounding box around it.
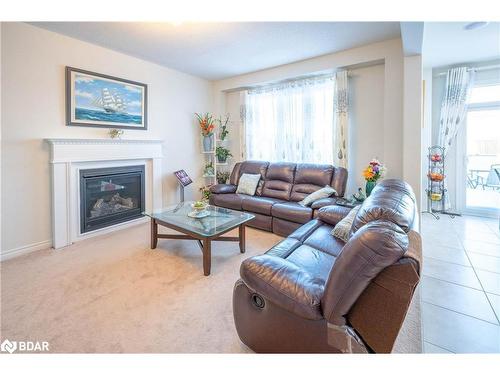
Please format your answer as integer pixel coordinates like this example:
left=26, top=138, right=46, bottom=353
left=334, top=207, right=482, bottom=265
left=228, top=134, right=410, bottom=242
left=1, top=240, right=52, bottom=261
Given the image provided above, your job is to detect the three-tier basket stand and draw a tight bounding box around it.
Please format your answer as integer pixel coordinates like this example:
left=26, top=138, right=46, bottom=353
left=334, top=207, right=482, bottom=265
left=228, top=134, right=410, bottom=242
left=424, top=145, right=459, bottom=219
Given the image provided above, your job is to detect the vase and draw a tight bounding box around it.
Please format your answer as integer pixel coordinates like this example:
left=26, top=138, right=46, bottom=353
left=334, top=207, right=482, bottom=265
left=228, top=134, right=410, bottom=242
left=217, top=155, right=227, bottom=163
left=202, top=135, right=213, bottom=152
left=365, top=181, right=376, bottom=196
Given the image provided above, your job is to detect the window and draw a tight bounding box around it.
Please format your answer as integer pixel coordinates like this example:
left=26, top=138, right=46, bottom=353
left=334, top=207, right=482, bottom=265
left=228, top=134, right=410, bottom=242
left=244, top=77, right=335, bottom=163
left=468, top=84, right=500, bottom=105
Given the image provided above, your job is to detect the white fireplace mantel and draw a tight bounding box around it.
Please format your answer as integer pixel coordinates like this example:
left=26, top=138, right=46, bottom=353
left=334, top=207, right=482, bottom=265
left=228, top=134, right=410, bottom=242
left=45, top=138, right=164, bottom=249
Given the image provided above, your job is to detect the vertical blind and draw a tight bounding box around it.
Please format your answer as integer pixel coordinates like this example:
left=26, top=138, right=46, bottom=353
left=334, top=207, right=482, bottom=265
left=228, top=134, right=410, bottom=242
left=244, top=76, right=335, bottom=164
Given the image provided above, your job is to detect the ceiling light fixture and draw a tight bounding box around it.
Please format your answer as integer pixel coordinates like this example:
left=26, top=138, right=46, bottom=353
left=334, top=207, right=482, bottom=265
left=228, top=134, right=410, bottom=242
left=464, top=22, right=490, bottom=30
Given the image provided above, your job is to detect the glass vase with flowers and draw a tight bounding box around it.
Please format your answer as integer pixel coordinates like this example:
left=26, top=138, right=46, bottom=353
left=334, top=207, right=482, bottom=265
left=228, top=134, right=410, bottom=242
left=362, top=159, right=386, bottom=196
left=196, top=113, right=216, bottom=152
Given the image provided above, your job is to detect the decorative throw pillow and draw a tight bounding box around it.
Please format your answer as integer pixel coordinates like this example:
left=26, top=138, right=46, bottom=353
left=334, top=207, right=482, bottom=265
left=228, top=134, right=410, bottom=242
left=236, top=173, right=261, bottom=196
left=331, top=206, right=361, bottom=242
left=298, top=186, right=336, bottom=207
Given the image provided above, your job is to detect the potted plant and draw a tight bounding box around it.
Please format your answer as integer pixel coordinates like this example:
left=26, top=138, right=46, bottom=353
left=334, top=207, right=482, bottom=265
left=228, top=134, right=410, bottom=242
left=217, top=114, right=229, bottom=141
left=362, top=158, right=386, bottom=196
left=196, top=113, right=216, bottom=152
left=199, top=185, right=212, bottom=201
left=215, top=146, right=232, bottom=163
left=203, top=162, right=215, bottom=177
left=216, top=171, right=230, bottom=184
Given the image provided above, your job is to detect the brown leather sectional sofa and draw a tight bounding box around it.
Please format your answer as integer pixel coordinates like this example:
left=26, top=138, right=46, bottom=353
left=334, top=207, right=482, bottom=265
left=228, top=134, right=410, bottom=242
left=232, top=179, right=422, bottom=353
left=209, top=161, right=348, bottom=236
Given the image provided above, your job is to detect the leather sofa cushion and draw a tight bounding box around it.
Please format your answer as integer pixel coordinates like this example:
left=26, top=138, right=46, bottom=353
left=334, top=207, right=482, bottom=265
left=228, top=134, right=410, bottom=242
left=246, top=212, right=272, bottom=232
left=241, top=196, right=285, bottom=215
left=318, top=205, right=353, bottom=226
left=331, top=167, right=348, bottom=197
left=210, top=184, right=237, bottom=194
left=290, top=164, right=334, bottom=201
left=240, top=254, right=325, bottom=320
left=209, top=193, right=245, bottom=211
left=285, top=244, right=336, bottom=282
left=261, top=162, right=296, bottom=200
left=265, top=238, right=301, bottom=258
left=272, top=202, right=313, bottom=224
left=351, top=179, right=417, bottom=235
left=272, top=218, right=303, bottom=237
left=288, top=219, right=323, bottom=242
left=310, top=197, right=337, bottom=209
left=303, top=224, right=344, bottom=257
left=230, top=161, right=269, bottom=186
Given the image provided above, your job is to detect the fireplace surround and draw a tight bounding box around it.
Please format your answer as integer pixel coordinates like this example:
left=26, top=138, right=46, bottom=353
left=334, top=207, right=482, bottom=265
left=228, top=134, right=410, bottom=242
left=46, top=138, right=163, bottom=249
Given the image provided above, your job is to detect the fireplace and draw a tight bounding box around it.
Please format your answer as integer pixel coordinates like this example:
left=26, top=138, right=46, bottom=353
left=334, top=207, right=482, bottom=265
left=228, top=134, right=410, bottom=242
left=80, top=165, right=145, bottom=233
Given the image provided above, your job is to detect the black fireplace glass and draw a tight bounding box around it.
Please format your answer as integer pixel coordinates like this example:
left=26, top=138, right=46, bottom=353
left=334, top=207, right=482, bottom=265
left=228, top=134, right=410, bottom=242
left=80, top=165, right=145, bottom=233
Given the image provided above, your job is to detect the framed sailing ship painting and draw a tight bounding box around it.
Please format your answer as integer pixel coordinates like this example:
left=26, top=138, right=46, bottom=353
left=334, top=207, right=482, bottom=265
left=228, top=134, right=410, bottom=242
left=66, top=67, right=148, bottom=130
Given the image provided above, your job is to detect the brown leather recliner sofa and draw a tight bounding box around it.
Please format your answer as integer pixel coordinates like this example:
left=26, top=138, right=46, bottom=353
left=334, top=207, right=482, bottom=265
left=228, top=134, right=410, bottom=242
left=209, top=161, right=348, bottom=236
left=233, top=179, right=422, bottom=353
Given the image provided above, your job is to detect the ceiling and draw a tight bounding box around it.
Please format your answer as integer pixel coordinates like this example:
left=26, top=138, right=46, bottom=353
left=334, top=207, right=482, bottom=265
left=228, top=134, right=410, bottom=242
left=423, top=22, right=500, bottom=68
left=31, top=22, right=401, bottom=80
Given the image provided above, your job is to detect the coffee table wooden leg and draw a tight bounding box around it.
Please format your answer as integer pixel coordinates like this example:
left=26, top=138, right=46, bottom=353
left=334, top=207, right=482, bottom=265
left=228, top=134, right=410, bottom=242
left=151, top=219, right=158, bottom=249
left=239, top=224, right=246, bottom=253
left=202, top=238, right=211, bottom=276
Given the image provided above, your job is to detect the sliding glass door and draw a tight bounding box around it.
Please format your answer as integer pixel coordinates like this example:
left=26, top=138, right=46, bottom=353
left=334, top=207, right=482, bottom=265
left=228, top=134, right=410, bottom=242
left=460, top=84, right=500, bottom=217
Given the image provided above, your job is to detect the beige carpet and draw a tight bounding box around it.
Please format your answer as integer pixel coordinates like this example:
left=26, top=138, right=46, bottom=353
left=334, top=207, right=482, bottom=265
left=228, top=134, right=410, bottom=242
left=0, top=223, right=421, bottom=353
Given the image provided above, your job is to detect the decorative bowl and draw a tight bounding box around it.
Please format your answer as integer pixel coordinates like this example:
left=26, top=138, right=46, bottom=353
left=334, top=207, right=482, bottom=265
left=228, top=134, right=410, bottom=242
left=191, top=201, right=208, bottom=212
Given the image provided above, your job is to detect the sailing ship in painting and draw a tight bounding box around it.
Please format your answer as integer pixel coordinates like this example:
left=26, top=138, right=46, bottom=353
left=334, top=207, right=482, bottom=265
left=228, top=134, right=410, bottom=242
left=92, top=88, right=128, bottom=114
left=68, top=67, right=147, bottom=129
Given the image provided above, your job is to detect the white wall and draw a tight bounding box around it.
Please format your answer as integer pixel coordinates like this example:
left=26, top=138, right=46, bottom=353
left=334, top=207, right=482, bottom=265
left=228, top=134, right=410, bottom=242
left=422, top=68, right=433, bottom=210
left=403, top=55, right=423, bottom=210
left=212, top=39, right=406, bottom=198
left=1, top=23, right=212, bottom=255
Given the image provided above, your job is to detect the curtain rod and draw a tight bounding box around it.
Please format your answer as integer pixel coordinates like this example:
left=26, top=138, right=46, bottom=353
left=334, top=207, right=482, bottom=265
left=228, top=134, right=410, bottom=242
left=434, top=64, right=500, bottom=77
left=224, top=70, right=352, bottom=94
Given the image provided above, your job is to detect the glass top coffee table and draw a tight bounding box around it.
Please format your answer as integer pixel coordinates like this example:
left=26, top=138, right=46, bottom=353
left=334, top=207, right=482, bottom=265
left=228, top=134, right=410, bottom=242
left=144, top=202, right=255, bottom=276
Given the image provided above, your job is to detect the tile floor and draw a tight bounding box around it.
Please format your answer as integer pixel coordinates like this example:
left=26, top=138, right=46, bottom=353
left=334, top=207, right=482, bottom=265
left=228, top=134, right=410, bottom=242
left=420, top=213, right=500, bottom=353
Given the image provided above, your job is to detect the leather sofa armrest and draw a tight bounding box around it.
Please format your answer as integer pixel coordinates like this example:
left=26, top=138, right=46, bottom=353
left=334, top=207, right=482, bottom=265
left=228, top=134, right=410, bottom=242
left=310, top=197, right=337, bottom=209
left=240, top=254, right=324, bottom=320
left=322, top=220, right=408, bottom=326
left=209, top=184, right=237, bottom=194
left=317, top=205, right=353, bottom=226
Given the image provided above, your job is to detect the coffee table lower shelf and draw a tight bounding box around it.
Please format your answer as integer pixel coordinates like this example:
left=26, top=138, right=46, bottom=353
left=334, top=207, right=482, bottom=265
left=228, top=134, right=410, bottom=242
left=150, top=218, right=246, bottom=276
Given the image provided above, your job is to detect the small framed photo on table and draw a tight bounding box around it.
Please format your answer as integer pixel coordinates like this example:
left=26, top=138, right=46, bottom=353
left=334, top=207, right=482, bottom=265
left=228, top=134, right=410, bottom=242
left=174, top=170, right=193, bottom=187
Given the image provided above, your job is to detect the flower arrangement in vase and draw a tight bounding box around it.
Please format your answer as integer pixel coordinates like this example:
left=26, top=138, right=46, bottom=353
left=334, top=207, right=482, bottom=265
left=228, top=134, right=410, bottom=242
left=362, top=158, right=386, bottom=196
left=196, top=113, right=216, bottom=152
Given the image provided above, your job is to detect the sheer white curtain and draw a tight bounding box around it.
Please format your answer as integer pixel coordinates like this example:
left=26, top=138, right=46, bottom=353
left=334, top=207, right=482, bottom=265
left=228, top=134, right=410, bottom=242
left=244, top=77, right=335, bottom=163
left=333, top=70, right=349, bottom=168
left=438, top=67, right=475, bottom=151
left=437, top=66, right=475, bottom=210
